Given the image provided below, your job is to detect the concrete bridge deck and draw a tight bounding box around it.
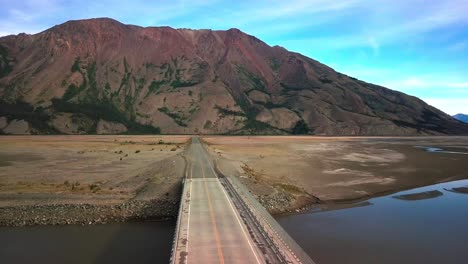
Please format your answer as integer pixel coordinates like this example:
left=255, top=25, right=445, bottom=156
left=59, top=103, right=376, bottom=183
left=171, top=138, right=314, bottom=264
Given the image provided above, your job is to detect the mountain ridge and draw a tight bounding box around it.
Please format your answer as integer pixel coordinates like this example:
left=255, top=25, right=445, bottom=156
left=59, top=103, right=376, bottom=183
left=453, top=114, right=468, bottom=123
left=1, top=18, right=467, bottom=135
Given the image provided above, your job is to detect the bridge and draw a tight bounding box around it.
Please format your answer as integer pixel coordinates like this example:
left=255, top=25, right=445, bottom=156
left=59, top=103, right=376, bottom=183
left=171, top=138, right=315, bottom=264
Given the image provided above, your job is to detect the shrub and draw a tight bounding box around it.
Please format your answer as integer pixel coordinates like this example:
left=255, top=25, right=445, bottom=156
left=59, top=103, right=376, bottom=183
left=215, top=105, right=245, bottom=117
left=71, top=57, right=80, bottom=72
left=147, top=80, right=166, bottom=95
left=62, top=84, right=83, bottom=101
left=158, top=107, right=187, bottom=127
left=170, top=78, right=198, bottom=88
left=292, top=120, right=310, bottom=134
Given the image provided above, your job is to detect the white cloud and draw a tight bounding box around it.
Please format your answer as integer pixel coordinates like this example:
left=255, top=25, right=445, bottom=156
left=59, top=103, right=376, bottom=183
left=383, top=78, right=468, bottom=90
left=9, top=9, right=34, bottom=21
left=401, top=78, right=426, bottom=88
left=273, top=0, right=468, bottom=52
left=0, top=31, right=12, bottom=37
left=423, top=98, right=468, bottom=115
left=332, top=66, right=468, bottom=115
left=243, top=0, right=361, bottom=22
left=368, top=36, right=379, bottom=55
left=0, top=0, right=466, bottom=116
left=448, top=41, right=467, bottom=52
left=447, top=82, right=468, bottom=88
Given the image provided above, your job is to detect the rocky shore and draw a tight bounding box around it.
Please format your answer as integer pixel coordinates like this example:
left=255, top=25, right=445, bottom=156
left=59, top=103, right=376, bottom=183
left=0, top=199, right=179, bottom=227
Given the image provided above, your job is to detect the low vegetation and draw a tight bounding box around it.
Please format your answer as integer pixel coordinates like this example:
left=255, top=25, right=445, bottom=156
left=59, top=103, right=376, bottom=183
left=146, top=80, right=166, bottom=96
left=0, top=44, right=13, bottom=78
left=215, top=105, right=245, bottom=117
left=62, top=83, right=86, bottom=101
left=52, top=98, right=160, bottom=134
left=158, top=107, right=187, bottom=127
left=0, top=100, right=58, bottom=134
left=237, top=65, right=267, bottom=91
left=170, top=78, right=198, bottom=88
left=71, top=57, right=80, bottom=73
left=292, top=120, right=310, bottom=134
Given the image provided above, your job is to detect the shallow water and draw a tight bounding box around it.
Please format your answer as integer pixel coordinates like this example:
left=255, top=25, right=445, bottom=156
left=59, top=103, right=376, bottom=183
left=0, top=221, right=175, bottom=264
left=277, top=180, right=468, bottom=264
left=419, top=146, right=468, bottom=155
left=1, top=181, right=468, bottom=264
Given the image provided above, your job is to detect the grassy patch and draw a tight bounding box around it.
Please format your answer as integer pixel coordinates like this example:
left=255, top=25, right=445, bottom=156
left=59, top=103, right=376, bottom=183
left=145, top=62, right=157, bottom=69
left=62, top=83, right=86, bottom=101
left=270, top=57, right=281, bottom=71
left=243, top=119, right=272, bottom=132
left=257, top=101, right=285, bottom=109
left=163, top=63, right=173, bottom=79
left=146, top=80, right=166, bottom=96
left=71, top=57, right=80, bottom=73
left=0, top=44, right=13, bottom=78
left=215, top=105, right=245, bottom=117
left=319, top=75, right=333, bottom=84
left=237, top=65, right=267, bottom=91
left=292, top=120, right=310, bottom=134
left=0, top=45, right=8, bottom=58
left=275, top=183, right=306, bottom=195
left=118, top=72, right=131, bottom=90
left=52, top=98, right=160, bottom=134
left=280, top=82, right=306, bottom=91
left=0, top=100, right=58, bottom=134
left=158, top=107, right=187, bottom=127
left=123, top=57, right=130, bottom=73
left=203, top=120, right=212, bottom=129
left=170, top=78, right=198, bottom=88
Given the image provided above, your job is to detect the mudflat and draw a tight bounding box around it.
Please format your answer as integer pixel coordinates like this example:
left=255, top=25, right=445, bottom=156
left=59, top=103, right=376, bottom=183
left=203, top=136, right=468, bottom=213
left=0, top=135, right=189, bottom=226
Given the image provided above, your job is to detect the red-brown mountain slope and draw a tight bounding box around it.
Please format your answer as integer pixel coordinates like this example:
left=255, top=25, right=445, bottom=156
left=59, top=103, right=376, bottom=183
left=1, top=18, right=467, bottom=135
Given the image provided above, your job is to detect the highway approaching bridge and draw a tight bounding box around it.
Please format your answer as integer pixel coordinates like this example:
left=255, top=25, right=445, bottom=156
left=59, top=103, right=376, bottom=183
left=171, top=138, right=315, bottom=264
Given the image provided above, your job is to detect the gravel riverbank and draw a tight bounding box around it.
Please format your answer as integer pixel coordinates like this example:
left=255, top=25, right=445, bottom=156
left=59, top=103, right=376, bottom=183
left=0, top=199, right=179, bottom=227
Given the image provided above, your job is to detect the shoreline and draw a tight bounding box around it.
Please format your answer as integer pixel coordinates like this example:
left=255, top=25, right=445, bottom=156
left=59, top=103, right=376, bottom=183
left=1, top=175, right=467, bottom=227
left=0, top=199, right=179, bottom=227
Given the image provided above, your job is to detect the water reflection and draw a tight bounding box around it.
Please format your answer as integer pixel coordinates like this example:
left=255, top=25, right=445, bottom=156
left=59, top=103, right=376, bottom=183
left=392, top=190, right=443, bottom=201
left=418, top=146, right=468, bottom=155
left=444, top=186, right=468, bottom=194
left=0, top=221, right=175, bottom=264
left=308, top=201, right=373, bottom=213
left=277, top=180, right=468, bottom=264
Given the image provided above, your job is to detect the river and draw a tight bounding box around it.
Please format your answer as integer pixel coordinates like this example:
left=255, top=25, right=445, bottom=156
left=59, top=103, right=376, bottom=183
left=0, top=221, right=175, bottom=264
left=1, top=180, right=468, bottom=263
left=277, top=179, right=468, bottom=264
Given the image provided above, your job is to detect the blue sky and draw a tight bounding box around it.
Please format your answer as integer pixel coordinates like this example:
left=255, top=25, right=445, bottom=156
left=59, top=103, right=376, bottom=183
left=0, top=0, right=467, bottom=115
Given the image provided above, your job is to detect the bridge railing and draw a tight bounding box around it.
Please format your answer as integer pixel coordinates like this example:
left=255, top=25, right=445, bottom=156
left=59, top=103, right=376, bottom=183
left=170, top=165, right=191, bottom=264
left=213, top=160, right=316, bottom=264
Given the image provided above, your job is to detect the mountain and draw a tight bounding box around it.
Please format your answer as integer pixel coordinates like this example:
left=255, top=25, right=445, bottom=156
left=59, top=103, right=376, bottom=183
left=453, top=114, right=468, bottom=123
left=1, top=18, right=467, bottom=135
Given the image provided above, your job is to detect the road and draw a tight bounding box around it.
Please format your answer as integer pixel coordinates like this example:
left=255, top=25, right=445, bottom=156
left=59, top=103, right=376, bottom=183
left=172, top=138, right=313, bottom=264
left=174, top=138, right=263, bottom=263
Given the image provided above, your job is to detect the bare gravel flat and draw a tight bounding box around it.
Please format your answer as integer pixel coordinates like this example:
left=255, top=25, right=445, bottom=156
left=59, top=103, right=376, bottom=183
left=203, top=136, right=468, bottom=213
left=0, top=135, right=189, bottom=226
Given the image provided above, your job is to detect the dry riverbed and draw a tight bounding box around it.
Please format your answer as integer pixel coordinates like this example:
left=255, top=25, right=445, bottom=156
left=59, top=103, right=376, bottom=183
left=2, top=135, right=468, bottom=226
left=203, top=136, right=468, bottom=214
left=0, top=135, right=188, bottom=226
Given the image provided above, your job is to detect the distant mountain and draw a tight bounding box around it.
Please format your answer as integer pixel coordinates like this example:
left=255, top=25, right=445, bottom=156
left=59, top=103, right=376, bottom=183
left=1, top=18, right=468, bottom=135
left=453, top=114, right=468, bottom=123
